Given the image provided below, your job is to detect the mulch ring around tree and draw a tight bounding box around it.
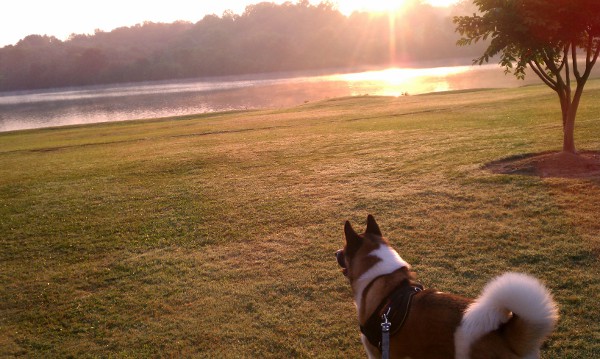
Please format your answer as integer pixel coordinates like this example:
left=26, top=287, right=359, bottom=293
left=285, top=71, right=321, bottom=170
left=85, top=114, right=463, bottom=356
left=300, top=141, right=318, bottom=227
left=484, top=151, right=600, bottom=179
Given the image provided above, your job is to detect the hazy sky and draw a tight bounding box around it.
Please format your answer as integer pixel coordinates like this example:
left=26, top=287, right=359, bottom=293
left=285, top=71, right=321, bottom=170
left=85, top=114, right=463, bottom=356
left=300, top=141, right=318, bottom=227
left=0, top=0, right=459, bottom=47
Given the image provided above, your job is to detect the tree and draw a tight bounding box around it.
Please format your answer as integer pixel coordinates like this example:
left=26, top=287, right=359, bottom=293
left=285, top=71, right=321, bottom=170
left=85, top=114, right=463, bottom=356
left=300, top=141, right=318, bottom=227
left=454, top=0, right=600, bottom=153
left=0, top=1, right=484, bottom=91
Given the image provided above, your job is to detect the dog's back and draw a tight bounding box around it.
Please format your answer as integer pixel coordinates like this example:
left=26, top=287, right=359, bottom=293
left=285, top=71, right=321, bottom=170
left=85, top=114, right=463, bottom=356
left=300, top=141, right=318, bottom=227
left=389, top=273, right=558, bottom=359
left=390, top=289, right=471, bottom=358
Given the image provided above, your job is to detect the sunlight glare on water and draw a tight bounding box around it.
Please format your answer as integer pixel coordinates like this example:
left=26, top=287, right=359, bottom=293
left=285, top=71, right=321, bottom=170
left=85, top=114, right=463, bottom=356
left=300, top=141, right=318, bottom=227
left=1, top=64, right=562, bottom=132
left=331, top=66, right=472, bottom=96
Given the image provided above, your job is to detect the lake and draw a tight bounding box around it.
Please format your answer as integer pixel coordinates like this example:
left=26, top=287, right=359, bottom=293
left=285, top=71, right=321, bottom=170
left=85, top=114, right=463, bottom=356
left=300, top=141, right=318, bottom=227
left=0, top=64, right=590, bottom=132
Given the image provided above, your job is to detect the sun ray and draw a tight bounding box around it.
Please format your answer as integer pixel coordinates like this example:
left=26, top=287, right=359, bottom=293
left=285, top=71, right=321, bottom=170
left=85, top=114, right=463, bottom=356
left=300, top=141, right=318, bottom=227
left=337, top=1, right=406, bottom=15
left=388, top=11, right=397, bottom=65
left=335, top=0, right=460, bottom=16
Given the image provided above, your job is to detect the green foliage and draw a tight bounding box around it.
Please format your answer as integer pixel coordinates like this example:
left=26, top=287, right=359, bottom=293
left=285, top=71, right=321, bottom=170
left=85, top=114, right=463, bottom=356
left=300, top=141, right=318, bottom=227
left=454, top=0, right=600, bottom=80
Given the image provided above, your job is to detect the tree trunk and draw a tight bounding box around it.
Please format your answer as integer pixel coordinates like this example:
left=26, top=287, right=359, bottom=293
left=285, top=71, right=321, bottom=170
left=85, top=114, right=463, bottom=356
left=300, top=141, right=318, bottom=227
left=563, top=82, right=586, bottom=154
left=563, top=112, right=576, bottom=153
left=557, top=91, right=576, bottom=153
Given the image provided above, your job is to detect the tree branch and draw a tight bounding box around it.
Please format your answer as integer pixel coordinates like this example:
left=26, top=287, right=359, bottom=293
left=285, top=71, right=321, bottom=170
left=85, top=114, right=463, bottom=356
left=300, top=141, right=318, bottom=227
left=557, top=44, right=568, bottom=73
left=580, top=33, right=600, bottom=82
left=589, top=36, right=600, bottom=68
left=572, top=41, right=581, bottom=81
left=543, top=53, right=566, bottom=89
left=564, top=44, right=571, bottom=88
left=586, top=31, right=593, bottom=66
left=529, top=60, right=558, bottom=91
left=592, top=42, right=600, bottom=66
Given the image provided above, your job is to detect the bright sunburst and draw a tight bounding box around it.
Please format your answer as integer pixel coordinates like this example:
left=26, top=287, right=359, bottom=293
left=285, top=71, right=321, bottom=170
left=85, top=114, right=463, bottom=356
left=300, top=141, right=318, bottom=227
left=336, top=0, right=459, bottom=15
left=337, top=0, right=406, bottom=15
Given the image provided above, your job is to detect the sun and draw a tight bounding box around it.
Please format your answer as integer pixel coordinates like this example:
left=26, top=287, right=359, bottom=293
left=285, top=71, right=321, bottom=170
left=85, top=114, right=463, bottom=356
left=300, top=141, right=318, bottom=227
left=335, top=0, right=459, bottom=15
left=427, top=0, right=459, bottom=7
left=354, top=0, right=405, bottom=13
left=337, top=0, right=406, bottom=15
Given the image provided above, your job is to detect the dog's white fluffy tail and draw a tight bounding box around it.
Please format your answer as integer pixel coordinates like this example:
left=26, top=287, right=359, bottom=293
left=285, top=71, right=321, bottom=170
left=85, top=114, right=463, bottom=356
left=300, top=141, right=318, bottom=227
left=454, top=272, right=559, bottom=359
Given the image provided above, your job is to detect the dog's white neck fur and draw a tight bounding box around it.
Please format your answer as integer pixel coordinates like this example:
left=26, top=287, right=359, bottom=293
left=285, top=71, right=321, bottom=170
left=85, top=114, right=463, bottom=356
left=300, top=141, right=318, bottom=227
left=353, top=244, right=409, bottom=309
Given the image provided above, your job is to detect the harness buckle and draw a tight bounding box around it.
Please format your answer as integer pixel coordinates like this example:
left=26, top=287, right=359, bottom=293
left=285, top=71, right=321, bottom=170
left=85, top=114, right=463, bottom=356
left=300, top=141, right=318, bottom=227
left=381, top=307, right=391, bottom=332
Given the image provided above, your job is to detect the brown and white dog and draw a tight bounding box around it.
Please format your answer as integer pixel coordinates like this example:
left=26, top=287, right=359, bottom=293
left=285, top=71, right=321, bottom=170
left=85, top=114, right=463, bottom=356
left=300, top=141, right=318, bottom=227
left=336, top=215, right=559, bottom=359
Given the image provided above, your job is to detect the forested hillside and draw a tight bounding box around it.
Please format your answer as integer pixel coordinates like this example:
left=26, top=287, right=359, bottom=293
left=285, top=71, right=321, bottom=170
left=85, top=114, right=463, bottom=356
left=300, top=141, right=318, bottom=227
left=0, top=1, right=484, bottom=91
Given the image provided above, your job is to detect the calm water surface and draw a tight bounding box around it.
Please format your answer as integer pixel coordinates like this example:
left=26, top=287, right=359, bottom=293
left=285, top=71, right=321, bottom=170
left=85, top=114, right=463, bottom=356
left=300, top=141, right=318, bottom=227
left=0, top=64, right=578, bottom=132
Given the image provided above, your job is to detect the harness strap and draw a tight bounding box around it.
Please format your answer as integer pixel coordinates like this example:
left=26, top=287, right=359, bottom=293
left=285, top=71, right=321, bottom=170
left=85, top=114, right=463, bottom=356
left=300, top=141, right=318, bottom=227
left=381, top=310, right=391, bottom=359
left=360, top=280, right=423, bottom=351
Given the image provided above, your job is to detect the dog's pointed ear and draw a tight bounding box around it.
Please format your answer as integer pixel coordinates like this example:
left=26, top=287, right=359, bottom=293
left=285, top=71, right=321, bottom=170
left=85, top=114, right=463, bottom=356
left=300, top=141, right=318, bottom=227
left=366, top=214, right=382, bottom=236
left=344, top=220, right=361, bottom=246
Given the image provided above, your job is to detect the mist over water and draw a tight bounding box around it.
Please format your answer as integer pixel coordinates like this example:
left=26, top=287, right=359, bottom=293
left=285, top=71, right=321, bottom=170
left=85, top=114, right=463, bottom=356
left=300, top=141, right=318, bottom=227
left=1, top=64, right=593, bottom=132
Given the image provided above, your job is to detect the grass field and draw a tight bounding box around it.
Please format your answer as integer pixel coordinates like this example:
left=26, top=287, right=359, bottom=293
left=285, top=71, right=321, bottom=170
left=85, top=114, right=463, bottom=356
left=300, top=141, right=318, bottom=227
left=1, top=81, right=599, bottom=358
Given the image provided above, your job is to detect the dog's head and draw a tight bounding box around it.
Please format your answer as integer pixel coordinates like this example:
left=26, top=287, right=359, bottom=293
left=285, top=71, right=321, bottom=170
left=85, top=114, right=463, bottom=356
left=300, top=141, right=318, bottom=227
left=336, top=215, right=409, bottom=286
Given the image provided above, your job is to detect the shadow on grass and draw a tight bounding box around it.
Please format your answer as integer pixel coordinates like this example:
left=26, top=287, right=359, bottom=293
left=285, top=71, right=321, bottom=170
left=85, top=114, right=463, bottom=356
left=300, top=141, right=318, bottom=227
left=483, top=150, right=600, bottom=180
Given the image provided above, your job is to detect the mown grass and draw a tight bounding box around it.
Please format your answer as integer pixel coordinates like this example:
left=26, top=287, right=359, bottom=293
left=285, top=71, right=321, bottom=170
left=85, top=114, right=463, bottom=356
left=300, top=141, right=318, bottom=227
left=1, top=81, right=599, bottom=358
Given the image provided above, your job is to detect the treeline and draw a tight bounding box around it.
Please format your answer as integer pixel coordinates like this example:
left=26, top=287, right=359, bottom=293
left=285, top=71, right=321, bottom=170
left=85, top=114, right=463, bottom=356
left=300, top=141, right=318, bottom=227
left=0, top=1, right=484, bottom=91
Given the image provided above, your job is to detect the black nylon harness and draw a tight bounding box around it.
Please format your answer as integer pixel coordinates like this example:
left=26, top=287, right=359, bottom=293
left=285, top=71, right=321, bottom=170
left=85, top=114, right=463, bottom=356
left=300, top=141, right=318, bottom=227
left=359, top=279, right=423, bottom=351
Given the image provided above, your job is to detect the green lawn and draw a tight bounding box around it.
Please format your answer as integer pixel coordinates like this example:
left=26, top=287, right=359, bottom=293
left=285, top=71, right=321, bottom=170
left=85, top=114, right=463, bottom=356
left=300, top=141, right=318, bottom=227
left=1, top=81, right=599, bottom=358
